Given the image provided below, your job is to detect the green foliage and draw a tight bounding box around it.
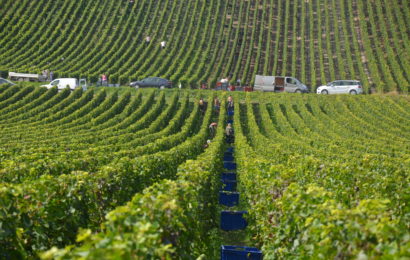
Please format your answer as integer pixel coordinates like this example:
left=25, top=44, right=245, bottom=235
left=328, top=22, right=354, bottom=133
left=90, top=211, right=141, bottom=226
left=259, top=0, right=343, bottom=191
left=0, top=88, right=408, bottom=259
left=0, top=0, right=408, bottom=91
left=232, top=92, right=410, bottom=259
left=0, top=88, right=218, bottom=257
left=41, top=95, right=228, bottom=259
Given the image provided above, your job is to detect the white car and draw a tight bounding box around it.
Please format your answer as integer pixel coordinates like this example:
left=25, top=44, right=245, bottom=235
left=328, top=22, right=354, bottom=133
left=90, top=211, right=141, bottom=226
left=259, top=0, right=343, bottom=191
left=317, top=80, right=363, bottom=95
left=41, top=78, right=87, bottom=91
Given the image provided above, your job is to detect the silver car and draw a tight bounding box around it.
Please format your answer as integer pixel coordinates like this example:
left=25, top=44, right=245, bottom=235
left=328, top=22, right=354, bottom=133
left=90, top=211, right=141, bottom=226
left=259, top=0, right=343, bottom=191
left=317, top=80, right=363, bottom=95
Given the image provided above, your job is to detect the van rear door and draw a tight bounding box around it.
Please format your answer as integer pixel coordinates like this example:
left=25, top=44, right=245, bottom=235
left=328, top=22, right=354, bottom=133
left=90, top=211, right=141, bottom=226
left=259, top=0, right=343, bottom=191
left=274, top=77, right=285, bottom=92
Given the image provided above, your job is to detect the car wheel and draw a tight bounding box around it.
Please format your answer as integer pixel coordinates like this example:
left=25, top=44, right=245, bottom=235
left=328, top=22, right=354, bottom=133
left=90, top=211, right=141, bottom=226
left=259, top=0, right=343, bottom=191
left=321, top=89, right=328, bottom=95
left=134, top=85, right=140, bottom=89
left=295, top=89, right=302, bottom=93
left=349, top=90, right=357, bottom=95
left=160, top=86, right=165, bottom=90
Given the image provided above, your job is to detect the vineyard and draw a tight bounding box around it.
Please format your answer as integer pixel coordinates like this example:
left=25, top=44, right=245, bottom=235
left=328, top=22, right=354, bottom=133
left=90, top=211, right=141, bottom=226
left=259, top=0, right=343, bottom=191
left=0, top=0, right=409, bottom=92
left=0, top=85, right=408, bottom=259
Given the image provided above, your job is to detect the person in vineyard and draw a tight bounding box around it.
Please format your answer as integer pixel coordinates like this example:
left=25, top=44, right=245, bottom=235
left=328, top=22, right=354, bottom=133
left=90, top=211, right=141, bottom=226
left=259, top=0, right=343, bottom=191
left=145, top=35, right=150, bottom=45
left=102, top=74, right=107, bottom=86
left=49, top=71, right=54, bottom=81
left=225, top=123, right=234, bottom=143
left=209, top=122, right=217, bottom=137
left=160, top=41, right=166, bottom=49
left=213, top=97, right=220, bottom=113
left=221, top=77, right=229, bottom=90
left=203, top=139, right=211, bottom=149
left=198, top=98, right=207, bottom=115
left=227, top=95, right=234, bottom=112
left=42, top=70, right=47, bottom=81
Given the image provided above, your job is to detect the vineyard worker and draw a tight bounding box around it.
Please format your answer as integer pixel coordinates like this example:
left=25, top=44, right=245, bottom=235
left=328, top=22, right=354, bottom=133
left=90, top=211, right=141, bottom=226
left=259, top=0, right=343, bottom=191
left=145, top=35, right=151, bottom=45
left=102, top=74, right=108, bottom=86
left=50, top=71, right=54, bottom=81
left=204, top=139, right=211, bottom=149
left=213, top=97, right=220, bottom=113
left=199, top=98, right=207, bottom=115
left=209, top=122, right=217, bottom=137
left=221, top=77, right=229, bottom=90
left=160, top=41, right=166, bottom=49
left=227, top=95, right=234, bottom=112
left=225, top=123, right=234, bottom=143
left=42, top=70, right=47, bottom=81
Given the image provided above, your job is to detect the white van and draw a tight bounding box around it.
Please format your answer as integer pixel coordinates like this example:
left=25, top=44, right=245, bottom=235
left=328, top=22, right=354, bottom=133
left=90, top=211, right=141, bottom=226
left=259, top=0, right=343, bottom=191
left=41, top=78, right=87, bottom=91
left=254, top=75, right=309, bottom=93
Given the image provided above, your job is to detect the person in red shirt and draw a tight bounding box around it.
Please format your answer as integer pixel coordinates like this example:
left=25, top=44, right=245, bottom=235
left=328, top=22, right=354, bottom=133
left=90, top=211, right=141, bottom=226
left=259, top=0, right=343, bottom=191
left=101, top=74, right=107, bottom=86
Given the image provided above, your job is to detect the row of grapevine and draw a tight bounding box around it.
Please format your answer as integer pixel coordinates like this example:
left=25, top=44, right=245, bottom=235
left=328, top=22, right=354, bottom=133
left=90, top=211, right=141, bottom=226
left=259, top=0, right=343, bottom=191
left=0, top=87, right=222, bottom=257
left=42, top=95, right=229, bottom=259
left=0, top=86, right=408, bottom=258
left=230, top=92, right=409, bottom=258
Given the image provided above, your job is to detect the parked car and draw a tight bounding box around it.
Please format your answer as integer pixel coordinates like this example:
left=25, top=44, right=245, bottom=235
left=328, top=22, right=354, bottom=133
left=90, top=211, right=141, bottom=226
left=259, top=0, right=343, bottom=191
left=130, top=77, right=172, bottom=89
left=41, top=78, right=87, bottom=91
left=0, top=77, right=15, bottom=85
left=254, top=75, right=309, bottom=93
left=317, top=80, right=363, bottom=95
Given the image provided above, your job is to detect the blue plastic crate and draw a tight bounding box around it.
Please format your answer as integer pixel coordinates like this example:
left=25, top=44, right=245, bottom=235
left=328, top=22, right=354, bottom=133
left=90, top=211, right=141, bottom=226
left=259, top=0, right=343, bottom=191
left=226, top=147, right=234, bottom=153
left=221, top=180, right=237, bottom=191
left=220, top=211, right=247, bottom=231
left=221, top=245, right=262, bottom=260
left=224, top=161, right=237, bottom=170
left=227, top=119, right=233, bottom=124
left=228, top=110, right=234, bottom=116
left=219, top=191, right=239, bottom=207
left=223, top=152, right=234, bottom=161
left=221, top=172, right=236, bottom=181
left=226, top=136, right=235, bottom=144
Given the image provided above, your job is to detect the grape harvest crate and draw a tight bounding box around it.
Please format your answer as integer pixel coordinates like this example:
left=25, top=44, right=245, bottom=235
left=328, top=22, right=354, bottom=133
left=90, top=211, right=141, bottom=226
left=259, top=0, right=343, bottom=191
left=219, top=191, right=240, bottom=207
left=221, top=172, right=237, bottom=181
left=221, top=180, right=237, bottom=192
left=221, top=211, right=248, bottom=231
left=221, top=245, right=263, bottom=260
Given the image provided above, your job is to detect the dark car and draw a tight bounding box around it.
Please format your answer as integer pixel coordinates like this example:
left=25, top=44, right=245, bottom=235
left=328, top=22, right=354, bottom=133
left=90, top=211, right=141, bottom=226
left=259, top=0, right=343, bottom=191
left=130, top=77, right=172, bottom=89
left=0, top=77, right=15, bottom=86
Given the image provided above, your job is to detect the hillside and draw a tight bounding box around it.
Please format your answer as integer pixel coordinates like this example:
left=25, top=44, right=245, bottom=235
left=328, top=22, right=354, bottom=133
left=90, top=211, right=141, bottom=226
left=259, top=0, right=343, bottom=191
left=0, top=0, right=409, bottom=92
left=0, top=87, right=409, bottom=258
